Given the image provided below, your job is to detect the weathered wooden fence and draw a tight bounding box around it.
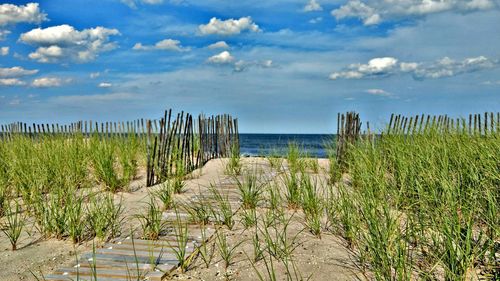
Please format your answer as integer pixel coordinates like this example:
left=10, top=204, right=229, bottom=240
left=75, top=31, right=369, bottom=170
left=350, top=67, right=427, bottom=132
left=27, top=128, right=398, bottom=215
left=334, top=111, right=499, bottom=165
left=336, top=111, right=362, bottom=167
left=0, top=109, right=240, bottom=188
left=387, top=112, right=500, bottom=135
left=0, top=119, right=150, bottom=140
left=146, top=110, right=239, bottom=186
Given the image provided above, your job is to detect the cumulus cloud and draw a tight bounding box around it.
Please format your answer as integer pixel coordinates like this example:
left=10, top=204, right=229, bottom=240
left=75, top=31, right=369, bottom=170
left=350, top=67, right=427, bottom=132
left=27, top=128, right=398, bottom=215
left=199, top=17, right=260, bottom=36
left=32, top=77, right=70, bottom=88
left=331, top=0, right=496, bottom=25
left=365, top=88, right=392, bottom=96
left=98, top=82, right=112, bottom=88
left=207, top=51, right=235, bottom=64
left=206, top=50, right=274, bottom=72
left=20, top=24, right=120, bottom=63
left=133, top=39, right=188, bottom=51
left=208, top=41, right=230, bottom=49
left=1, top=46, right=8, bottom=56
left=0, top=3, right=47, bottom=26
left=330, top=55, right=499, bottom=80
left=90, top=72, right=100, bottom=79
left=0, top=78, right=26, bottom=86
left=0, top=66, right=39, bottom=78
left=304, top=0, right=323, bottom=12
left=330, top=57, right=398, bottom=79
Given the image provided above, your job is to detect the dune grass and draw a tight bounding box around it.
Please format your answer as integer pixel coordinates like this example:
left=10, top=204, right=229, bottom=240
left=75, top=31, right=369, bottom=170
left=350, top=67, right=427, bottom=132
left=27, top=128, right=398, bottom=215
left=334, top=125, right=500, bottom=280
left=0, top=133, right=141, bottom=247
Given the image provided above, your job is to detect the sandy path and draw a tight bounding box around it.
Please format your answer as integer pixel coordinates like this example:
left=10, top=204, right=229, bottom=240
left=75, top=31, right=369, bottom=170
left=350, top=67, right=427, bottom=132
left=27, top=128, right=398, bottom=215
left=0, top=158, right=366, bottom=281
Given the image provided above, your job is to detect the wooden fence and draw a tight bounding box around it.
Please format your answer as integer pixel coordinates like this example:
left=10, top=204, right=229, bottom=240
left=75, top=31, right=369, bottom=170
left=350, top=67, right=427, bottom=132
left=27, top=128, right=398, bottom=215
left=0, top=109, right=239, bottom=187
left=336, top=111, right=362, bottom=167
left=0, top=119, right=150, bottom=140
left=387, top=112, right=500, bottom=135
left=335, top=111, right=500, bottom=165
left=145, top=110, right=239, bottom=186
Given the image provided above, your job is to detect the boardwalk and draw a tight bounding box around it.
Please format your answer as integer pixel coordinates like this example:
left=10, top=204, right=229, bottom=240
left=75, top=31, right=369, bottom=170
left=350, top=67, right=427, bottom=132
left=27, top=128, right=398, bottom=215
left=43, top=159, right=277, bottom=281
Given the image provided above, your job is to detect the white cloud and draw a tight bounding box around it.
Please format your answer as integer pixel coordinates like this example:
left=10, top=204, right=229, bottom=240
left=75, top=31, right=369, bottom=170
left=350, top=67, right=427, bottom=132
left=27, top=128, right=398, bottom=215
left=332, top=0, right=381, bottom=25
left=481, top=80, right=500, bottom=85
left=0, top=66, right=38, bottom=78
left=199, top=17, right=260, bottom=36
left=330, top=57, right=398, bottom=79
left=0, top=30, right=10, bottom=40
left=54, top=92, right=137, bottom=104
left=0, top=46, right=8, bottom=56
left=32, top=77, right=70, bottom=88
left=133, top=38, right=188, bottom=51
left=98, top=82, right=113, bottom=88
left=330, top=55, right=499, bottom=80
left=262, top=60, right=273, bottom=68
left=0, top=78, right=26, bottom=86
left=413, top=55, right=497, bottom=79
left=304, top=0, right=323, bottom=12
left=0, top=3, right=47, bottom=26
left=365, top=88, right=392, bottom=96
left=206, top=48, right=273, bottom=71
left=207, top=51, right=235, bottom=64
left=90, top=72, right=100, bottom=79
left=121, top=0, right=164, bottom=8
left=208, top=41, right=230, bottom=49
left=142, top=0, right=163, bottom=3
left=309, top=17, right=323, bottom=24
left=20, top=24, right=120, bottom=63
left=28, top=45, right=63, bottom=62
left=234, top=59, right=274, bottom=72
left=332, top=0, right=496, bottom=25
left=400, top=62, right=419, bottom=72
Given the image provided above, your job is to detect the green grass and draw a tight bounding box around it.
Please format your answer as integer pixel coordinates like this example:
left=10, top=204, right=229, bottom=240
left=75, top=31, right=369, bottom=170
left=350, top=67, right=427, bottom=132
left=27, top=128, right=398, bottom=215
left=183, top=198, right=211, bottom=225
left=226, top=143, right=242, bottom=175
left=267, top=148, right=284, bottom=171
left=91, top=137, right=122, bottom=192
left=170, top=209, right=191, bottom=272
left=1, top=200, right=24, bottom=250
left=286, top=142, right=302, bottom=173
left=87, top=194, right=123, bottom=241
left=135, top=197, right=167, bottom=240
left=0, top=133, right=139, bottom=245
left=236, top=171, right=264, bottom=209
left=209, top=184, right=235, bottom=230
left=299, top=173, right=323, bottom=237
left=216, top=230, right=243, bottom=271
left=335, top=125, right=500, bottom=280
left=282, top=170, right=301, bottom=209
left=154, top=181, right=174, bottom=210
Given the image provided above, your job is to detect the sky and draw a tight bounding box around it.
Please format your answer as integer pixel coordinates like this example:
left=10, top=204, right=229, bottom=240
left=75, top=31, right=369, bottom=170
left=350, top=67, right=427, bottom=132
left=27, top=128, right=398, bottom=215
left=0, top=0, right=499, bottom=133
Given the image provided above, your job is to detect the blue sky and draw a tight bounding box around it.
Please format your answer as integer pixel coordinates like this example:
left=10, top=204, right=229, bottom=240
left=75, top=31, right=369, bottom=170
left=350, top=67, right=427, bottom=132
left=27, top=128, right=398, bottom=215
left=0, top=0, right=499, bottom=133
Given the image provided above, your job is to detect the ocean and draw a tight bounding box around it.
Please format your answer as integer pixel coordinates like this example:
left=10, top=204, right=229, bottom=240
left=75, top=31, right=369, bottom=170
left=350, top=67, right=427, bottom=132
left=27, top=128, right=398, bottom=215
left=239, top=134, right=336, bottom=158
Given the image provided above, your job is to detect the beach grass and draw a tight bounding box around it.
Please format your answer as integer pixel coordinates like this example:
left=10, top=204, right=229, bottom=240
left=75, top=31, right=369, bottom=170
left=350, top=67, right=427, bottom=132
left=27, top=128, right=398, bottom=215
left=334, top=125, right=500, bottom=280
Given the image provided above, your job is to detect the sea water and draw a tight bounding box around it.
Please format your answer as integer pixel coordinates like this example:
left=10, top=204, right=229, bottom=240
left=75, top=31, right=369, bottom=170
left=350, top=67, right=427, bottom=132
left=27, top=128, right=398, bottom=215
left=239, top=134, right=336, bottom=158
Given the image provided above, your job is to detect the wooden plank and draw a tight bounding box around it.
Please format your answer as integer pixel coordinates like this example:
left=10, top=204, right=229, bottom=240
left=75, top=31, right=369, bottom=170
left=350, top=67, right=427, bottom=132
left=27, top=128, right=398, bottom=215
left=52, top=267, right=165, bottom=280
left=94, top=247, right=194, bottom=259
left=79, top=252, right=176, bottom=265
